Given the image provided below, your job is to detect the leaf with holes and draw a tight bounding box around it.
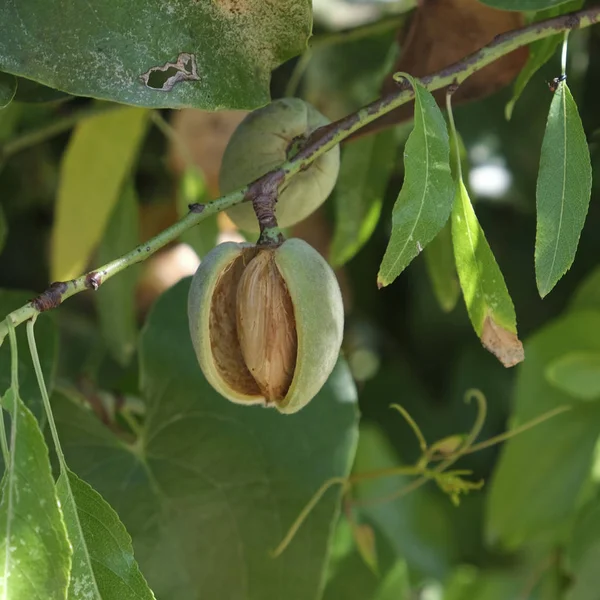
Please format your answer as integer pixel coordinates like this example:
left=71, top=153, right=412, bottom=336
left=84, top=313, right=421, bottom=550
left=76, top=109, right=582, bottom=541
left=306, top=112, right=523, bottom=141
left=0, top=387, right=71, bottom=599
left=0, top=1, right=311, bottom=110
left=57, top=468, right=155, bottom=600
left=535, top=82, right=592, bottom=297
left=377, top=75, right=454, bottom=287
left=452, top=179, right=523, bottom=367
left=51, top=107, right=149, bottom=282
left=54, top=278, right=359, bottom=600
left=330, top=130, right=396, bottom=267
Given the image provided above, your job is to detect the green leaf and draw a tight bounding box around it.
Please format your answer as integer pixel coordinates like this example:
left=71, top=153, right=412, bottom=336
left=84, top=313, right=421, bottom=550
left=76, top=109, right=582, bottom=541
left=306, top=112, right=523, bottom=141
left=377, top=75, right=454, bottom=287
left=55, top=278, right=359, bottom=600
left=545, top=352, right=600, bottom=400
left=424, top=220, right=459, bottom=313
left=479, top=0, right=575, bottom=10
left=0, top=72, right=16, bottom=109
left=51, top=107, right=149, bottom=281
left=570, top=266, right=600, bottom=313
left=95, top=182, right=140, bottom=366
left=451, top=179, right=524, bottom=367
left=0, top=3, right=311, bottom=110
left=13, top=78, right=71, bottom=104
left=330, top=130, right=396, bottom=267
left=504, top=2, right=582, bottom=120
left=0, top=291, right=57, bottom=420
left=176, top=169, right=218, bottom=259
left=57, top=469, right=155, bottom=600
left=486, top=311, right=600, bottom=547
left=565, top=501, right=600, bottom=600
left=372, top=561, right=410, bottom=600
left=535, top=82, right=592, bottom=297
left=0, top=387, right=71, bottom=598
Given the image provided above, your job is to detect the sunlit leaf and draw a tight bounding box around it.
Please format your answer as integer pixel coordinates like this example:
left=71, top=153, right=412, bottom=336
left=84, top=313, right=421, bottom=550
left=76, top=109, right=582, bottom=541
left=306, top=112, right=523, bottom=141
left=51, top=107, right=149, bottom=281
left=57, top=469, right=155, bottom=600
left=545, top=352, right=600, bottom=400
left=95, top=182, right=140, bottom=366
left=0, top=2, right=311, bottom=110
left=486, top=311, right=600, bottom=547
left=0, top=387, right=71, bottom=598
left=535, top=82, right=591, bottom=297
left=424, top=220, right=459, bottom=313
left=55, top=278, right=359, bottom=600
left=330, top=129, right=396, bottom=267
left=451, top=179, right=523, bottom=367
left=377, top=75, right=454, bottom=287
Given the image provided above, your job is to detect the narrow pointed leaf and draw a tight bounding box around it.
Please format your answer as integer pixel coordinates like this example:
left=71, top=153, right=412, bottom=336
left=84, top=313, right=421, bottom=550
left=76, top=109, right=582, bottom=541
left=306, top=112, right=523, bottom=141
left=0, top=388, right=71, bottom=599
left=377, top=75, right=454, bottom=287
left=535, top=82, right=592, bottom=297
left=451, top=179, right=524, bottom=367
left=51, top=107, right=149, bottom=281
left=424, top=220, right=459, bottom=312
left=331, top=130, right=396, bottom=267
left=95, top=182, right=140, bottom=366
left=57, top=469, right=155, bottom=600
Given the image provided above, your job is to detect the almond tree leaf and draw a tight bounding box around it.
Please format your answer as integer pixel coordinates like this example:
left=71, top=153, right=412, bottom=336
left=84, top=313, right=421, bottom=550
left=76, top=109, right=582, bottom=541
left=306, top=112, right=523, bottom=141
left=330, top=129, right=396, bottom=268
left=535, top=82, right=592, bottom=298
left=451, top=179, right=524, bottom=367
left=54, top=278, right=359, bottom=600
left=377, top=75, right=454, bottom=287
left=57, top=468, right=155, bottom=600
left=505, top=1, right=583, bottom=120
left=424, top=220, right=459, bottom=313
left=545, top=352, right=600, bottom=401
left=95, top=182, right=140, bottom=366
left=0, top=2, right=311, bottom=110
left=0, top=72, right=16, bottom=109
left=0, top=387, right=71, bottom=599
left=51, top=107, right=149, bottom=282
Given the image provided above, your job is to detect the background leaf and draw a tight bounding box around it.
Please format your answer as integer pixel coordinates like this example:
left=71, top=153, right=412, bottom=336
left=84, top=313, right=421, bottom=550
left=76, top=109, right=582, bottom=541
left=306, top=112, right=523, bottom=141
left=486, top=311, right=600, bottom=547
left=0, top=73, right=16, bottom=109
left=95, top=182, right=140, bottom=366
left=378, top=76, right=454, bottom=287
left=479, top=0, right=574, bottom=11
left=54, top=278, right=359, bottom=600
left=0, top=206, right=7, bottom=256
left=424, top=221, right=459, bottom=313
left=0, top=388, right=71, bottom=599
left=330, top=129, right=396, bottom=267
left=0, top=291, right=57, bottom=420
left=451, top=179, right=523, bottom=367
left=535, top=82, right=592, bottom=297
left=57, top=469, right=155, bottom=600
left=545, top=352, right=600, bottom=400
left=51, top=107, right=149, bottom=281
left=0, top=1, right=311, bottom=110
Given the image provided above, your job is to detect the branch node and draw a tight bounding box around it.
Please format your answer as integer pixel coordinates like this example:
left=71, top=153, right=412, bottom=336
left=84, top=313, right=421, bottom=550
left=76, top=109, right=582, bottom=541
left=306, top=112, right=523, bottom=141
left=31, top=282, right=69, bottom=312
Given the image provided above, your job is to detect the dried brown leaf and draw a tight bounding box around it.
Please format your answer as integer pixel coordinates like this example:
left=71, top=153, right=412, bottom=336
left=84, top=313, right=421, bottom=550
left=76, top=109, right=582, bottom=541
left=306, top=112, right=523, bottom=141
left=481, top=315, right=525, bottom=368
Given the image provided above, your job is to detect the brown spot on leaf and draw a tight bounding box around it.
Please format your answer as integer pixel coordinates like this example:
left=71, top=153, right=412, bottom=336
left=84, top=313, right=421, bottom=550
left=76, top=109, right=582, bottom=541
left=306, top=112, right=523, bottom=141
left=213, top=0, right=251, bottom=16
left=140, top=52, right=200, bottom=92
left=355, top=0, right=528, bottom=137
left=481, top=316, right=524, bottom=368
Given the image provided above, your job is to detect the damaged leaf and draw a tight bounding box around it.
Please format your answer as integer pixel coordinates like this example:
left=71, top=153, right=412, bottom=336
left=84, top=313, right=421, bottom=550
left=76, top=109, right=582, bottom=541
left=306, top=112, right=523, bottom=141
left=0, top=0, right=311, bottom=110
left=452, top=179, right=524, bottom=367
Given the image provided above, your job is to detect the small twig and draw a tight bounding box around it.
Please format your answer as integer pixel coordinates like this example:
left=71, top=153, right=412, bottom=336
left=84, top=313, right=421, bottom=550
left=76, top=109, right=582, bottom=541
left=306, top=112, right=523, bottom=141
left=0, top=6, right=598, bottom=342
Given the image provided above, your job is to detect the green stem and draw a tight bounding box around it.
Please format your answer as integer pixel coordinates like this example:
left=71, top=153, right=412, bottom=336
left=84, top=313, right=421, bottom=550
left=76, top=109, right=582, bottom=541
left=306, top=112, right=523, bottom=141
left=26, top=318, right=67, bottom=468
left=0, top=6, right=597, bottom=342
left=0, top=102, right=121, bottom=160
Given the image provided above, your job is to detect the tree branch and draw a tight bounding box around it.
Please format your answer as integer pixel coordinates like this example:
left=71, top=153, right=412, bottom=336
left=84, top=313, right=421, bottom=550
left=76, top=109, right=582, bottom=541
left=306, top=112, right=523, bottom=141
left=1, top=6, right=598, bottom=344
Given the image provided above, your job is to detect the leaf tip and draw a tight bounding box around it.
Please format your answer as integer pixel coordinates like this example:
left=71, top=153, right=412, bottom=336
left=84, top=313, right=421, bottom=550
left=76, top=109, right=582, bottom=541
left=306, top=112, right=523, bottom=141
left=481, top=316, right=524, bottom=368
